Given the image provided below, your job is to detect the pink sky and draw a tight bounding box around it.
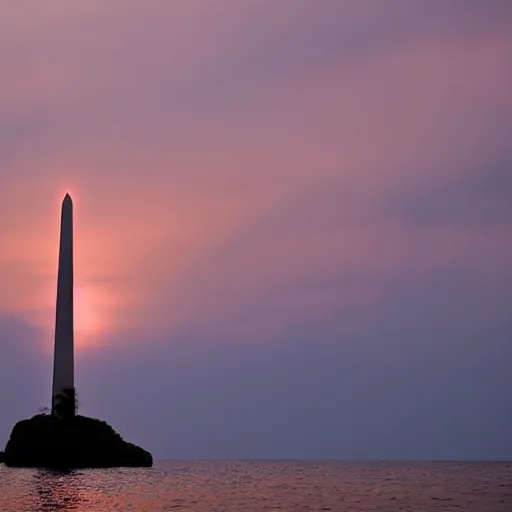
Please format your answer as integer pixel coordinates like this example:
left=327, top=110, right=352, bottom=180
left=1, top=1, right=511, bottom=459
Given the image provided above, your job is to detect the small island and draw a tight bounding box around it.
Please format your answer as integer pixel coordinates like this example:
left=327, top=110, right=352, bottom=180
left=3, top=413, right=152, bottom=469
left=1, top=194, right=152, bottom=469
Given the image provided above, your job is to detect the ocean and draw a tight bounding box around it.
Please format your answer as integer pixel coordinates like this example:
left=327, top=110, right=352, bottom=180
left=0, top=460, right=510, bottom=511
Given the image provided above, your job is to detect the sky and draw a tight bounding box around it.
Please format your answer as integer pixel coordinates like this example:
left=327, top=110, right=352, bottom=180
left=1, top=0, right=511, bottom=460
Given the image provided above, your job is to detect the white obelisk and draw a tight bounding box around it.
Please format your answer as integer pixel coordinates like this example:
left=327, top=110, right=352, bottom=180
left=51, top=193, right=75, bottom=416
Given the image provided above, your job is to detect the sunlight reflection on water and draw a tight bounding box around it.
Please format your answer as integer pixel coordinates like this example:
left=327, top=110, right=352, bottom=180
left=0, top=461, right=511, bottom=512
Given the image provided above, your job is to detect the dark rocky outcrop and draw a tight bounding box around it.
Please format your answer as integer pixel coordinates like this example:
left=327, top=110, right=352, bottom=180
left=0, top=451, right=4, bottom=463
left=3, top=414, right=152, bottom=469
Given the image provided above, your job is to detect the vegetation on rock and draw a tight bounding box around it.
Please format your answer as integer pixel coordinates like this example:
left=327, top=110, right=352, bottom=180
left=52, top=387, right=78, bottom=418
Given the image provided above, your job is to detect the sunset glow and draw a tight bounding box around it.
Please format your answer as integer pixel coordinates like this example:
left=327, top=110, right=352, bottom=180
left=74, top=284, right=105, bottom=346
left=0, top=1, right=511, bottom=461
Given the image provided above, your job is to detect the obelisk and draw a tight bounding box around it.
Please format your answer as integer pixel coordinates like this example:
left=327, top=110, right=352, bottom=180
left=51, top=193, right=75, bottom=417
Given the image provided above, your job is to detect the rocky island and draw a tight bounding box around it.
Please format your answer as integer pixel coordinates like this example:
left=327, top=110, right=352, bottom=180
left=3, top=413, right=152, bottom=469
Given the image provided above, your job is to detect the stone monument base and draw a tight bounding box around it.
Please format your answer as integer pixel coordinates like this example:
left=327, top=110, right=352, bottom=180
left=3, top=414, right=152, bottom=468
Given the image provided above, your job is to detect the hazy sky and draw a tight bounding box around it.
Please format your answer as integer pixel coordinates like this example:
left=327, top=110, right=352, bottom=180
left=1, top=1, right=511, bottom=460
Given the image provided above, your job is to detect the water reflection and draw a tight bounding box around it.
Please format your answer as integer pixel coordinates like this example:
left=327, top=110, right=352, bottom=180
left=33, top=469, right=87, bottom=511
left=0, top=461, right=509, bottom=512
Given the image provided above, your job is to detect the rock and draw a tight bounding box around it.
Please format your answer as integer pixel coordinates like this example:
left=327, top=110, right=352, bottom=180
left=0, top=451, right=4, bottom=463
left=4, top=414, right=152, bottom=469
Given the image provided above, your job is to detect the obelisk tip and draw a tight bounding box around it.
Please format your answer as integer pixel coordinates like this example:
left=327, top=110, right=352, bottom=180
left=63, top=192, right=72, bottom=202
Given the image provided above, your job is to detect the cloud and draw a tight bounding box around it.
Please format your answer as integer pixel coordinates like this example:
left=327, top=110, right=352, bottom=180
left=0, top=0, right=511, bottom=458
left=0, top=316, right=51, bottom=443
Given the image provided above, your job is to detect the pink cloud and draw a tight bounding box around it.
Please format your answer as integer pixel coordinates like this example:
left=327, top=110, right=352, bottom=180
left=0, top=1, right=511, bottom=349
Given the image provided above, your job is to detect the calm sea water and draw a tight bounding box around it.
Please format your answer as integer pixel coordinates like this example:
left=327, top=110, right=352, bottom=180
left=0, top=461, right=511, bottom=512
